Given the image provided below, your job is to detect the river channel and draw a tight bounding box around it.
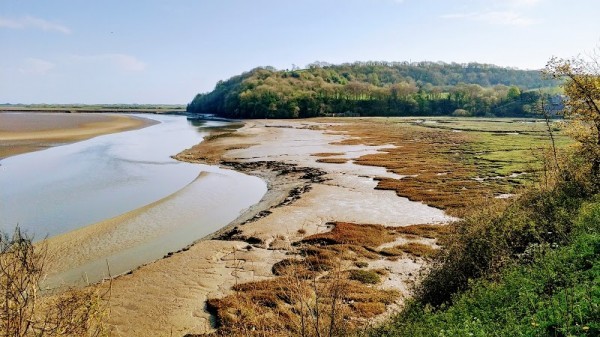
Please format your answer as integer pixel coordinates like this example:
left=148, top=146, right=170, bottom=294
left=0, top=114, right=266, bottom=284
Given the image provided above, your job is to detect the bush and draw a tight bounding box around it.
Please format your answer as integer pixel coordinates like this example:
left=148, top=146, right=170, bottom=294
left=416, top=176, right=592, bottom=307
left=0, top=227, right=108, bottom=337
left=452, top=109, right=471, bottom=117
left=371, top=198, right=600, bottom=337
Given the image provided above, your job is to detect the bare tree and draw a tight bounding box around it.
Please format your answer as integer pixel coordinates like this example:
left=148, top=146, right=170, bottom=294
left=545, top=53, right=600, bottom=188
left=0, top=227, right=109, bottom=337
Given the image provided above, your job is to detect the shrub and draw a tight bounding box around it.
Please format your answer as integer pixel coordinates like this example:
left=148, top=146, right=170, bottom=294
left=0, top=227, right=108, bottom=337
left=370, top=199, right=600, bottom=337
left=415, top=175, right=592, bottom=307
left=452, top=109, right=471, bottom=117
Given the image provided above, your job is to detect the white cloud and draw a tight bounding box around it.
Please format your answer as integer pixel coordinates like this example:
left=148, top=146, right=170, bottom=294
left=0, top=16, right=71, bottom=34
left=442, top=10, right=537, bottom=26
left=71, top=54, right=147, bottom=72
left=18, top=58, right=55, bottom=75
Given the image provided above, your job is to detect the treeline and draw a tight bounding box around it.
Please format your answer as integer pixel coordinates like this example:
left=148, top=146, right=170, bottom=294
left=187, top=61, right=560, bottom=118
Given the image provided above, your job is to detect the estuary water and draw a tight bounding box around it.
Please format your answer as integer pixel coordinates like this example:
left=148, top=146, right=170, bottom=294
left=0, top=114, right=266, bottom=284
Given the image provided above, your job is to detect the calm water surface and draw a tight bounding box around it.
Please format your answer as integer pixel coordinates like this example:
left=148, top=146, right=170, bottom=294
left=0, top=114, right=263, bottom=238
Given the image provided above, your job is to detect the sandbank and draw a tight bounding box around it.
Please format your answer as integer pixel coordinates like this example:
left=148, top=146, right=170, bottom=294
left=0, top=112, right=156, bottom=158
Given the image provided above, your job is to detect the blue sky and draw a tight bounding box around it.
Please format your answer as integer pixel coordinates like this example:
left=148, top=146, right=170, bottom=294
left=1, top=0, right=599, bottom=104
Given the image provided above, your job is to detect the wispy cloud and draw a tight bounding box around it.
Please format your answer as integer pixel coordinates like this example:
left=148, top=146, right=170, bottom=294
left=71, top=54, right=147, bottom=72
left=0, top=16, right=71, bottom=34
left=18, top=58, right=55, bottom=75
left=442, top=11, right=537, bottom=26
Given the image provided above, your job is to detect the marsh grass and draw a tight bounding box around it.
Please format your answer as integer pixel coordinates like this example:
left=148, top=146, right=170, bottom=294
left=311, top=152, right=346, bottom=157
left=322, top=117, right=571, bottom=215
left=203, top=221, right=448, bottom=336
left=300, top=222, right=397, bottom=247
left=393, top=224, right=453, bottom=241
left=394, top=243, right=438, bottom=259
left=315, top=158, right=349, bottom=164
left=205, top=259, right=400, bottom=337
left=348, top=270, right=381, bottom=284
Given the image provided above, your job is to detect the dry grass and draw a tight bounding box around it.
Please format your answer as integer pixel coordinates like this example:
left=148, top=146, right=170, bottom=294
left=315, top=157, right=349, bottom=164
left=204, top=221, right=430, bottom=336
left=395, top=242, right=439, bottom=258
left=205, top=268, right=401, bottom=336
left=393, top=224, right=452, bottom=238
left=350, top=302, right=386, bottom=318
left=379, top=247, right=405, bottom=257
left=301, top=222, right=397, bottom=247
left=311, top=152, right=346, bottom=157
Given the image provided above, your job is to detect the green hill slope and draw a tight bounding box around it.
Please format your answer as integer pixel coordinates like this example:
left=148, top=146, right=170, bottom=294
left=187, top=62, right=559, bottom=118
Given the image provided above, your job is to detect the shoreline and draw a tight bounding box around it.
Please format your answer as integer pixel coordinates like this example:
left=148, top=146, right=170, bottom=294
left=43, top=165, right=266, bottom=287
left=101, top=119, right=455, bottom=336
left=0, top=112, right=157, bottom=159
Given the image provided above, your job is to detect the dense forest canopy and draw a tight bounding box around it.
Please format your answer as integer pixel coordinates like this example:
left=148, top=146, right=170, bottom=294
left=187, top=61, right=561, bottom=118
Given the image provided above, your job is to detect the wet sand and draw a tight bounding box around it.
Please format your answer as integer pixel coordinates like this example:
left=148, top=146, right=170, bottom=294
left=44, top=167, right=266, bottom=287
left=98, top=119, right=455, bottom=336
left=0, top=112, right=155, bottom=158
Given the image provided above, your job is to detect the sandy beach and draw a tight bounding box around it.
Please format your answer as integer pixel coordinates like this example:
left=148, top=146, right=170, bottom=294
left=0, top=112, right=155, bottom=159
left=76, top=119, right=456, bottom=336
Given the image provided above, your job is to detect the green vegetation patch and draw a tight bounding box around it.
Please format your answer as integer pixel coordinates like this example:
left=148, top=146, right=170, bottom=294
left=414, top=117, right=572, bottom=178
left=371, top=198, right=600, bottom=337
left=349, top=269, right=381, bottom=284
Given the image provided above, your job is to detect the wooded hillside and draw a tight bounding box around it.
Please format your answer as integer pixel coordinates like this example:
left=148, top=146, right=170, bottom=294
left=187, top=62, right=560, bottom=118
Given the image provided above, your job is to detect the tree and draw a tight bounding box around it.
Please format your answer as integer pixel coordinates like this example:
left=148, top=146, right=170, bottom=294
left=545, top=54, right=600, bottom=187
left=507, top=85, right=521, bottom=100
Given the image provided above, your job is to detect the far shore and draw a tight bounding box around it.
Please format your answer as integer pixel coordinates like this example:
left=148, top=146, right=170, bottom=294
left=0, top=112, right=157, bottom=159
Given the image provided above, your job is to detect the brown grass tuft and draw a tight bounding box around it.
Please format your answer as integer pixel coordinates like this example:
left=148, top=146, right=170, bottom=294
left=350, top=302, right=386, bottom=318
left=316, top=157, right=349, bottom=164
left=311, top=152, right=346, bottom=157
left=301, top=222, right=396, bottom=247
left=395, top=242, right=439, bottom=258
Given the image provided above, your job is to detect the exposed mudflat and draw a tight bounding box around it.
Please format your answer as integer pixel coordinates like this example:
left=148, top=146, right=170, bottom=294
left=102, top=119, right=454, bottom=336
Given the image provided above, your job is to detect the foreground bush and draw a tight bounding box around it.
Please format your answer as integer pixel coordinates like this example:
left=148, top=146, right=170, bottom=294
left=416, top=174, right=593, bottom=307
left=0, top=228, right=109, bottom=337
left=371, top=197, right=600, bottom=337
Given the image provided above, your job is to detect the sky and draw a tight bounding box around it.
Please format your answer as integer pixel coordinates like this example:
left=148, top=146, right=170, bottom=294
left=1, top=0, right=599, bottom=104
